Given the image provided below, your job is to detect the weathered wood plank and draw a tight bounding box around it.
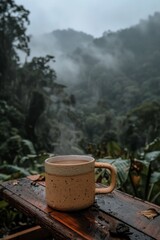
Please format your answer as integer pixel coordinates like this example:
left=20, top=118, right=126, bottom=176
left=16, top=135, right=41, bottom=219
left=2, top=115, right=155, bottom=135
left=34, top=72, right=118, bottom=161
left=96, top=191, right=160, bottom=238
left=49, top=205, right=153, bottom=240
left=27, top=175, right=160, bottom=237
left=0, top=178, right=159, bottom=239
left=0, top=183, right=81, bottom=239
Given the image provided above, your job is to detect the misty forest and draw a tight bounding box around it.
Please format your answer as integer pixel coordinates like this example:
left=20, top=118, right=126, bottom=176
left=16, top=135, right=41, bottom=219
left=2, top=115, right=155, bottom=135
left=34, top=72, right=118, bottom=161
left=0, top=0, right=160, bottom=236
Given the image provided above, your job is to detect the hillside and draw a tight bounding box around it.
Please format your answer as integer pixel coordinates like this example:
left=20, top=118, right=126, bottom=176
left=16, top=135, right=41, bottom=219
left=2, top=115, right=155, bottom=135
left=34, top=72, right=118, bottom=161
left=29, top=28, right=93, bottom=58
left=71, top=12, right=160, bottom=113
left=29, top=12, right=160, bottom=115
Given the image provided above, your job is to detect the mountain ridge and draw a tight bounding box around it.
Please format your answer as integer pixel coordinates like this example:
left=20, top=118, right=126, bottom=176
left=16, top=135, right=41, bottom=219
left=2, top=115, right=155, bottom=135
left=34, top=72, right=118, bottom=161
left=29, top=11, right=160, bottom=114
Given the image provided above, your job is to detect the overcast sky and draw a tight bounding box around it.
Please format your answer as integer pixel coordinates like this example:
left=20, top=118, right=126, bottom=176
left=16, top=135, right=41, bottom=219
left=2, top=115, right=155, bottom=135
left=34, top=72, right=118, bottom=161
left=16, top=0, right=160, bottom=37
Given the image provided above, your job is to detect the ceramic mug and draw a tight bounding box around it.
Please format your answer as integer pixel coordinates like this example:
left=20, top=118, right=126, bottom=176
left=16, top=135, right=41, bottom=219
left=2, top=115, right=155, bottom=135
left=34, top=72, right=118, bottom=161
left=45, top=155, right=116, bottom=211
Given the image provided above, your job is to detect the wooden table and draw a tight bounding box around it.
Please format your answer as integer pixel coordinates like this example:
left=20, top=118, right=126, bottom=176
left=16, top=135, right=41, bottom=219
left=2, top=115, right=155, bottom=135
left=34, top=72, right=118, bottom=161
left=0, top=176, right=160, bottom=240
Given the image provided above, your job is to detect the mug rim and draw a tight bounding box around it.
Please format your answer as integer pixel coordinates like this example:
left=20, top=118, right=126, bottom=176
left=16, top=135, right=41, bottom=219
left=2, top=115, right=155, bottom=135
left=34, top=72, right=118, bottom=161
left=45, top=155, right=95, bottom=166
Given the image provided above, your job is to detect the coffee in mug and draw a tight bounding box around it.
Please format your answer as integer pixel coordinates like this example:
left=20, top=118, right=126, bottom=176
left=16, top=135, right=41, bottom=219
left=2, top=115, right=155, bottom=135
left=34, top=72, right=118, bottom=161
left=45, top=155, right=116, bottom=211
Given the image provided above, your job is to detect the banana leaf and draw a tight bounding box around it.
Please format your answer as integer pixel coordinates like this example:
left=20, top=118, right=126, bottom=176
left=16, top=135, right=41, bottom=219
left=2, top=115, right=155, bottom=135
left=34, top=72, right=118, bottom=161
left=96, top=158, right=131, bottom=189
left=144, top=151, right=160, bottom=171
left=0, top=164, right=30, bottom=177
left=0, top=173, right=11, bottom=181
left=150, top=171, right=160, bottom=184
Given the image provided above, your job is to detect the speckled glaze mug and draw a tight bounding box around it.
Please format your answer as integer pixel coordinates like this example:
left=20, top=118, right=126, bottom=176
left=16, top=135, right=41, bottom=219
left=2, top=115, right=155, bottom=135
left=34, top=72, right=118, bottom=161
left=45, top=155, right=116, bottom=211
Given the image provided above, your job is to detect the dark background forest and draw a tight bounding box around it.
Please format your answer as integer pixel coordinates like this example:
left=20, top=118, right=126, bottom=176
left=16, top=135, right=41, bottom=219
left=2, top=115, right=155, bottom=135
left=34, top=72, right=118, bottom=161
left=2, top=6, right=160, bottom=155
left=0, top=0, right=160, bottom=235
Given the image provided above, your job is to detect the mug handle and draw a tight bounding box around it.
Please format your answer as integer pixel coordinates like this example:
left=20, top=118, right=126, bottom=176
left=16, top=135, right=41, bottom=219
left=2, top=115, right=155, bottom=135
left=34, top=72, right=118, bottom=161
left=95, top=162, right=117, bottom=194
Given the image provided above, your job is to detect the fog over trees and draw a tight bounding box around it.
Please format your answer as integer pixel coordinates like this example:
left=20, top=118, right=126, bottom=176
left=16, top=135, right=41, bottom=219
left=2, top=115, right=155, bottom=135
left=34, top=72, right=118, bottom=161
left=26, top=12, right=160, bottom=149
left=1, top=0, right=160, bottom=157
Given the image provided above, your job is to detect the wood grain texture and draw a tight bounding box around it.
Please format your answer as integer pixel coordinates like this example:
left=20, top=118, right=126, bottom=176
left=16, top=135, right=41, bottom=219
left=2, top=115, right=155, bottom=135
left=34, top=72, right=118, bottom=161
left=0, top=177, right=160, bottom=240
left=4, top=225, right=51, bottom=240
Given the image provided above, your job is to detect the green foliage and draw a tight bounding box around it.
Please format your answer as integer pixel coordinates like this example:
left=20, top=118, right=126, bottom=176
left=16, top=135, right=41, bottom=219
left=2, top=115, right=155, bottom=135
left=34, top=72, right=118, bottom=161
left=20, top=55, right=56, bottom=93
left=0, top=100, right=25, bottom=143
left=0, top=174, right=11, bottom=181
left=129, top=158, right=160, bottom=205
left=96, top=158, right=131, bottom=189
left=0, top=153, right=51, bottom=180
left=0, top=199, right=35, bottom=237
left=0, top=164, right=30, bottom=178
left=0, top=0, right=30, bottom=96
left=0, top=0, right=30, bottom=54
left=126, top=101, right=160, bottom=144
left=83, top=137, right=122, bottom=159
left=84, top=113, right=105, bottom=142
left=94, top=144, right=160, bottom=205
left=145, top=138, right=160, bottom=152
left=0, top=134, right=36, bottom=164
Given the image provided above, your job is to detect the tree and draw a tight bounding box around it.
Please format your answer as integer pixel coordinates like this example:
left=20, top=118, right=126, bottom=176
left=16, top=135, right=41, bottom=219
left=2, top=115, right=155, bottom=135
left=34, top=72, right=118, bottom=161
left=0, top=0, right=30, bottom=98
left=17, top=55, right=56, bottom=108
left=121, top=101, right=160, bottom=151
left=21, top=55, right=57, bottom=144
